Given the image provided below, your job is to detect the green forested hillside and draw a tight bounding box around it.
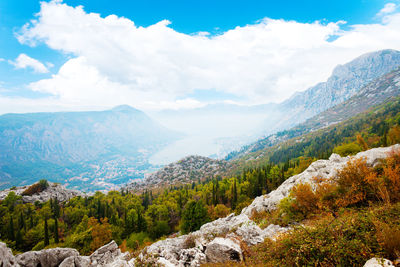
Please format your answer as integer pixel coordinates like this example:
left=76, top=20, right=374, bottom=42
left=231, top=97, right=400, bottom=172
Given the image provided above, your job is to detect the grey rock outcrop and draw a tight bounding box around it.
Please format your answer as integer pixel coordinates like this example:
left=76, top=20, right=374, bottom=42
left=0, top=242, right=19, bottom=267
left=16, top=248, right=79, bottom=267
left=0, top=240, right=132, bottom=267
left=0, top=182, right=85, bottom=203
left=139, top=212, right=288, bottom=266
left=205, top=237, right=243, bottom=263
left=363, top=258, right=394, bottom=267
left=242, top=144, right=400, bottom=216
left=59, top=241, right=131, bottom=267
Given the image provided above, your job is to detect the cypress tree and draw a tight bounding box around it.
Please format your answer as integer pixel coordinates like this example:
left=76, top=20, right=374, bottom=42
left=54, top=218, right=59, bottom=243
left=97, top=199, right=101, bottom=220
left=30, top=214, right=34, bottom=229
left=8, top=216, right=15, bottom=241
left=16, top=229, right=23, bottom=250
left=232, top=178, right=238, bottom=210
left=53, top=198, right=60, bottom=218
left=19, top=212, right=25, bottom=231
left=44, top=218, right=49, bottom=246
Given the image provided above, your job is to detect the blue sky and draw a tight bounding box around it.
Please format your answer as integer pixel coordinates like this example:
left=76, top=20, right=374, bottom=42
left=0, top=0, right=399, bottom=113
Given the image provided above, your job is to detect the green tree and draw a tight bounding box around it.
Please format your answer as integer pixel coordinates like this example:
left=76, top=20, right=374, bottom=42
left=181, top=200, right=209, bottom=234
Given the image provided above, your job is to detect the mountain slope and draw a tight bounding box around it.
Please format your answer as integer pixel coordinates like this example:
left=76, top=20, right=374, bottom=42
left=259, top=49, right=400, bottom=134
left=127, top=155, right=230, bottom=191
left=0, top=105, right=181, bottom=191
left=229, top=64, right=400, bottom=160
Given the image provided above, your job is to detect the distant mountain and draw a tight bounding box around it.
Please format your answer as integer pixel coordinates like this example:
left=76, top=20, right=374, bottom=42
left=126, top=155, right=230, bottom=191
left=0, top=105, right=182, bottom=191
left=259, top=49, right=400, bottom=134
left=228, top=65, right=400, bottom=159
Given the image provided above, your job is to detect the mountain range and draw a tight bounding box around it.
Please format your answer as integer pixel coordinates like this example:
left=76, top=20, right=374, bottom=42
left=0, top=105, right=181, bottom=191
left=1, top=49, right=400, bottom=191
left=228, top=63, right=400, bottom=159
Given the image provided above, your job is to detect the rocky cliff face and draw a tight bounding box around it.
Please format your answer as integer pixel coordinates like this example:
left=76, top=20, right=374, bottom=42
left=126, top=155, right=230, bottom=191
left=260, top=49, right=400, bottom=135
left=0, top=182, right=85, bottom=203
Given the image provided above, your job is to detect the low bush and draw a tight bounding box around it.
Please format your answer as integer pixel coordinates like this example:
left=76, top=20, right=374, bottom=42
left=22, top=179, right=49, bottom=196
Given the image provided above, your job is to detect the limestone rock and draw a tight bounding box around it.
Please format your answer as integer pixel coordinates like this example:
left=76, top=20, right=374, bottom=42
left=89, top=241, right=121, bottom=266
left=262, top=224, right=289, bottom=241
left=363, top=258, right=394, bottom=267
left=0, top=182, right=85, bottom=203
left=59, top=255, right=90, bottom=267
left=178, top=248, right=206, bottom=267
left=242, top=145, right=400, bottom=216
left=0, top=242, right=19, bottom=267
left=205, top=237, right=243, bottom=263
left=16, top=248, right=79, bottom=267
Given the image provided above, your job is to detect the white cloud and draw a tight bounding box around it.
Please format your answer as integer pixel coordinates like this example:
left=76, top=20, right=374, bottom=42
left=12, top=1, right=400, bottom=111
left=377, top=3, right=397, bottom=16
left=9, top=53, right=49, bottom=73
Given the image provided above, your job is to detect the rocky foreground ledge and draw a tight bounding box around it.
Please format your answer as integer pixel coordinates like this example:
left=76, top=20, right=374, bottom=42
left=0, top=240, right=134, bottom=267
left=0, top=182, right=85, bottom=203
left=1, top=145, right=399, bottom=267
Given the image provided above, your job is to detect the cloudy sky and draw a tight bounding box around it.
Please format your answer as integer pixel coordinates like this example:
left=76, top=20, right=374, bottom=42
left=0, top=0, right=400, bottom=113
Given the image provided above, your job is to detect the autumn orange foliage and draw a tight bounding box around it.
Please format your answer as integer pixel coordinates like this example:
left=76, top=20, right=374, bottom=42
left=88, top=217, right=112, bottom=252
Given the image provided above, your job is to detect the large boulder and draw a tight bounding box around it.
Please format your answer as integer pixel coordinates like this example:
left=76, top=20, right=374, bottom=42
left=0, top=242, right=19, bottom=267
left=59, top=255, right=90, bottom=267
left=59, top=241, right=130, bottom=267
left=204, top=237, right=243, bottom=263
left=89, top=241, right=122, bottom=266
left=16, top=248, right=79, bottom=267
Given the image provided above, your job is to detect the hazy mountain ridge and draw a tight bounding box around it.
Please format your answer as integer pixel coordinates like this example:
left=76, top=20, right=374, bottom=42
left=260, top=49, right=400, bottom=134
left=226, top=51, right=400, bottom=160
left=0, top=105, right=182, bottom=191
